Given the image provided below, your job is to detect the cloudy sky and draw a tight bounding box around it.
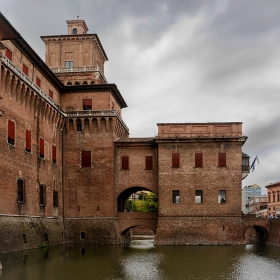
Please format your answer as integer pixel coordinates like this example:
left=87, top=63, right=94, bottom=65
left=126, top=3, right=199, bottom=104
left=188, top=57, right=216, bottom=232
left=1, top=0, right=280, bottom=191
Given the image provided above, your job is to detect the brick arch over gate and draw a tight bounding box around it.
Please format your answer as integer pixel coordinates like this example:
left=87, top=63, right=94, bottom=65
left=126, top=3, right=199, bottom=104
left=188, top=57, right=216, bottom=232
left=243, top=218, right=270, bottom=243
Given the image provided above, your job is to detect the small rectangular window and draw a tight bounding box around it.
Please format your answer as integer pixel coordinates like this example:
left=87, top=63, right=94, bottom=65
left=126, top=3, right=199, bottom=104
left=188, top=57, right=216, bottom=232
left=52, top=145, right=56, bottom=164
left=8, top=120, right=15, bottom=145
left=145, top=156, right=153, bottom=170
left=5, top=48, right=12, bottom=60
left=40, top=138, right=44, bottom=158
left=39, top=184, right=46, bottom=206
left=122, top=156, right=129, bottom=169
left=83, top=99, right=92, bottom=110
left=36, top=77, right=41, bottom=87
left=172, top=153, right=180, bottom=168
left=25, top=130, right=31, bottom=152
left=53, top=191, right=59, bottom=207
left=195, top=190, right=203, bottom=204
left=49, top=90, right=53, bottom=99
left=17, top=179, right=24, bottom=203
left=23, top=234, right=27, bottom=243
left=195, top=152, right=203, bottom=167
left=218, top=153, right=226, bottom=167
left=82, top=150, right=91, bottom=168
left=172, top=190, right=180, bottom=204
left=218, top=190, right=226, bottom=203
left=23, top=64, right=28, bottom=76
left=65, top=61, right=74, bottom=67
left=81, top=232, right=85, bottom=239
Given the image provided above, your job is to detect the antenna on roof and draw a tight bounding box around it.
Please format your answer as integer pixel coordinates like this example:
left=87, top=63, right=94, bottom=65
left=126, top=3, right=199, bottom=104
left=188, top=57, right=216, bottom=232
left=77, top=2, right=79, bottom=19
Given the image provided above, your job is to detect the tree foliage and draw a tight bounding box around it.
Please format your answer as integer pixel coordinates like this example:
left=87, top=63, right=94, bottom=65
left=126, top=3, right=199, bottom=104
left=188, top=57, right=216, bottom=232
left=125, top=192, right=158, bottom=212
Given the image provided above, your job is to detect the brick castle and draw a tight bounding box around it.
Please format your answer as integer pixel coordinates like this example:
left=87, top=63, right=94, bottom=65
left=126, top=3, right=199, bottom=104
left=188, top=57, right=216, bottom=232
left=0, top=12, right=253, bottom=252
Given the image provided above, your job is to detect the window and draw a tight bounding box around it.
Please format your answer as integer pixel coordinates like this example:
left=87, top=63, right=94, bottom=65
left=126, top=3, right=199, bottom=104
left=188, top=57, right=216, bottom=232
left=73, top=28, right=77, bottom=35
left=145, top=156, right=153, bottom=170
left=49, top=90, right=53, bottom=99
left=25, top=130, right=31, bottom=152
left=81, top=150, right=91, bottom=168
left=17, top=179, right=24, bottom=203
left=195, top=190, right=203, bottom=203
left=23, top=234, right=27, bottom=243
left=8, top=120, right=15, bottom=145
left=218, top=190, right=226, bottom=203
left=172, top=153, right=180, bottom=168
left=65, top=61, right=74, bottom=67
left=5, top=48, right=12, bottom=60
left=81, top=232, right=85, bottom=239
left=36, top=77, right=41, bottom=87
left=172, top=190, right=180, bottom=204
left=23, top=64, right=28, bottom=76
left=53, top=191, right=58, bottom=207
left=218, top=153, right=226, bottom=167
left=122, top=156, right=129, bottom=170
left=76, top=119, right=82, bottom=131
left=40, top=138, right=44, bottom=158
left=39, top=184, right=46, bottom=206
left=83, top=99, right=92, bottom=110
left=52, top=145, right=56, bottom=164
left=195, top=153, right=203, bottom=167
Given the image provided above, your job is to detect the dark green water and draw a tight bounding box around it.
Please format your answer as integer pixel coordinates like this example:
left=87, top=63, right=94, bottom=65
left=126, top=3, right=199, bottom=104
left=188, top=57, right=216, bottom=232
left=1, top=238, right=280, bottom=280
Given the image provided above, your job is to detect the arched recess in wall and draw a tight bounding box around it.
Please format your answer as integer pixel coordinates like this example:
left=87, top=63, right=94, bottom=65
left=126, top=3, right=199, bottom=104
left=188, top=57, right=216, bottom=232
left=117, top=186, right=158, bottom=213
left=100, top=118, right=106, bottom=133
left=75, top=81, right=80, bottom=85
left=69, top=119, right=74, bottom=133
left=90, top=81, right=95, bottom=84
left=76, top=118, right=82, bottom=131
left=83, top=81, right=88, bottom=85
left=109, top=118, right=113, bottom=132
left=67, top=82, right=72, bottom=85
left=84, top=118, right=90, bottom=133
left=73, top=28, right=77, bottom=34
left=92, top=118, right=98, bottom=132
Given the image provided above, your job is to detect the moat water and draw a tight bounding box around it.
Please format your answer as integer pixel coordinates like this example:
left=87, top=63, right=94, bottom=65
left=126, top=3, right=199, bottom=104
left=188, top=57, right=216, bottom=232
left=1, top=236, right=280, bottom=280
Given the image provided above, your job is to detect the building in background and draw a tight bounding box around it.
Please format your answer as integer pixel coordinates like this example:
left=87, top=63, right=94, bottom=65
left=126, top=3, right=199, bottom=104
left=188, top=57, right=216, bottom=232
left=266, top=181, right=280, bottom=217
left=248, top=195, right=267, bottom=217
left=242, top=184, right=262, bottom=214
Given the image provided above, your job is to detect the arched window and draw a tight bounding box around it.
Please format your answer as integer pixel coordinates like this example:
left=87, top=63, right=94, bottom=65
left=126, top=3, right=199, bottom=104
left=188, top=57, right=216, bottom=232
left=67, top=82, right=72, bottom=85
left=73, top=28, right=77, bottom=35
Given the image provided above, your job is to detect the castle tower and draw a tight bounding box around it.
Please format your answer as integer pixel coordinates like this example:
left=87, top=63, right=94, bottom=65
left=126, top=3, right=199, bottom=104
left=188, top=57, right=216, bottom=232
left=42, top=19, right=129, bottom=244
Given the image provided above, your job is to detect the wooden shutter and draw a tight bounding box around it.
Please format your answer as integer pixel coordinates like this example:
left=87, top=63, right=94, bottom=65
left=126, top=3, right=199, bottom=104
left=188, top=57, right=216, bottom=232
left=5, top=48, right=12, bottom=60
left=122, top=156, right=129, bottom=169
left=83, top=99, right=92, bottom=110
left=219, top=153, right=226, bottom=167
left=146, top=156, right=153, bottom=170
left=36, top=77, right=41, bottom=87
left=40, top=138, right=44, bottom=158
left=49, top=90, right=53, bottom=99
left=8, top=120, right=15, bottom=144
left=82, top=150, right=91, bottom=167
left=23, top=64, right=28, bottom=75
left=26, top=130, right=31, bottom=152
left=52, top=145, right=56, bottom=163
left=172, top=153, right=180, bottom=168
left=195, top=153, right=203, bottom=167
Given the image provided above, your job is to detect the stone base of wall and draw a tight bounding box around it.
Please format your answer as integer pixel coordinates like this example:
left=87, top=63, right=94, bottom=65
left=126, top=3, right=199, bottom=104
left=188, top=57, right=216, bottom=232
left=154, top=216, right=246, bottom=245
left=0, top=215, right=64, bottom=253
left=64, top=218, right=121, bottom=245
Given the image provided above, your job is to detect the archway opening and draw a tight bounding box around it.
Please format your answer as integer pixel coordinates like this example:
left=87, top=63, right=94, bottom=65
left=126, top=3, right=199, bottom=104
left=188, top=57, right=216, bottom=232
left=245, top=225, right=268, bottom=244
left=121, top=225, right=155, bottom=244
left=118, top=187, right=158, bottom=213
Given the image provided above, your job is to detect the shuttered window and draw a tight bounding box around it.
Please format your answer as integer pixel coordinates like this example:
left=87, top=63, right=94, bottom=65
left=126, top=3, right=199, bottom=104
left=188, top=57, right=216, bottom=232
left=83, top=99, right=92, bottom=110
left=52, top=145, right=56, bottom=164
left=8, top=120, right=15, bottom=145
left=39, top=184, right=46, bottom=206
left=5, top=48, right=12, bottom=60
left=145, top=156, right=153, bottom=170
left=172, top=153, right=180, bottom=168
left=82, top=150, right=91, bottom=168
left=40, top=138, right=44, bottom=158
left=25, top=130, right=31, bottom=152
left=49, top=90, right=53, bottom=99
left=195, top=153, right=203, bottom=167
left=23, top=64, right=28, bottom=75
left=122, top=156, right=129, bottom=170
left=36, top=77, right=41, bottom=87
left=218, top=153, right=226, bottom=167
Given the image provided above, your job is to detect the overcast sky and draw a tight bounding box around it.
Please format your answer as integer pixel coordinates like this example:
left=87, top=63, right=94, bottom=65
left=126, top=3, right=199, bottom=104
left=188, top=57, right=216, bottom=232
left=1, top=0, right=280, bottom=192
